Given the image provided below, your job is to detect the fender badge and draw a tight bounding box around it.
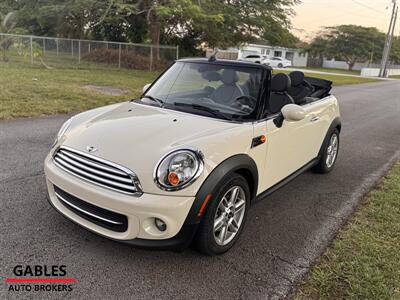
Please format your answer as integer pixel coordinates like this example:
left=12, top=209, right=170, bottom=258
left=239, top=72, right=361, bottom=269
left=86, top=146, right=97, bottom=153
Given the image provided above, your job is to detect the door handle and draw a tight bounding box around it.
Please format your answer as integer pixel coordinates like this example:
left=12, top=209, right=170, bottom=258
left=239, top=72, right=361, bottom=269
left=310, top=116, right=320, bottom=123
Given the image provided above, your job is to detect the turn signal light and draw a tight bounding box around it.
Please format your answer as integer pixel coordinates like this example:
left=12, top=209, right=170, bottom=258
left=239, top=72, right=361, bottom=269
left=251, top=135, right=267, bottom=148
left=168, top=172, right=180, bottom=186
left=197, top=194, right=212, bottom=218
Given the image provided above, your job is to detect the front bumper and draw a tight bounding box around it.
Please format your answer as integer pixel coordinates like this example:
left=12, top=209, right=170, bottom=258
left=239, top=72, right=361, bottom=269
left=44, top=155, right=197, bottom=248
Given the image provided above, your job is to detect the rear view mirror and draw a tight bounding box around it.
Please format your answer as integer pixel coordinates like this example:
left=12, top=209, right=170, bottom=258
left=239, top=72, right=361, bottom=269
left=143, top=83, right=151, bottom=93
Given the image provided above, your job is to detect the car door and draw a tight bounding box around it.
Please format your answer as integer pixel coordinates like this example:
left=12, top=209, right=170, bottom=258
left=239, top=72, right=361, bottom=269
left=261, top=103, right=327, bottom=190
left=301, top=99, right=333, bottom=158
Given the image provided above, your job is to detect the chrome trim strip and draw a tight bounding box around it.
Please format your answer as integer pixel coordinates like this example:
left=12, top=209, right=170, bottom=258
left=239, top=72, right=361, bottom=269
left=60, top=150, right=127, bottom=176
left=55, top=192, right=123, bottom=225
left=54, top=157, right=136, bottom=191
left=56, top=152, right=132, bottom=184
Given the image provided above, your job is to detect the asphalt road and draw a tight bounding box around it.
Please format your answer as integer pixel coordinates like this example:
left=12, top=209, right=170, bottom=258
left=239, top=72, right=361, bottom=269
left=1, top=81, right=400, bottom=299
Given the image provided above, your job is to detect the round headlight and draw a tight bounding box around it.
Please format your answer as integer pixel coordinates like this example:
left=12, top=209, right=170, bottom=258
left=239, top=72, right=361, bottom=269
left=155, top=149, right=203, bottom=191
left=53, top=117, right=73, bottom=146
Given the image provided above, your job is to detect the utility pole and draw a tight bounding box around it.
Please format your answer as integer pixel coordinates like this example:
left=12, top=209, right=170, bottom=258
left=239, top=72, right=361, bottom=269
left=380, top=0, right=398, bottom=77
left=383, top=4, right=398, bottom=77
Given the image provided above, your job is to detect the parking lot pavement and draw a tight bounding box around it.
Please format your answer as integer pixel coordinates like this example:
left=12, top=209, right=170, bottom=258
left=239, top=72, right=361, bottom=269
left=1, top=81, right=399, bottom=299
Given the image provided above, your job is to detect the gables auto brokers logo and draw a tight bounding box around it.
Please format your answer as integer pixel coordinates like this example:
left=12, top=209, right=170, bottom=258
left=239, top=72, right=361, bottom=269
left=5, top=265, right=76, bottom=292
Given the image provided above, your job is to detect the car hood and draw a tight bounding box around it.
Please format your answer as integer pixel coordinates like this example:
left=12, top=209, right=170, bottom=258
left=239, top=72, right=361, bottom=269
left=60, top=102, right=253, bottom=196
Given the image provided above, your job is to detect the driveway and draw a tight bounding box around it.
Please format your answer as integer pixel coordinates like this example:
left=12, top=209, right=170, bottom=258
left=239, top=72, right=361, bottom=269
left=1, top=81, right=399, bottom=299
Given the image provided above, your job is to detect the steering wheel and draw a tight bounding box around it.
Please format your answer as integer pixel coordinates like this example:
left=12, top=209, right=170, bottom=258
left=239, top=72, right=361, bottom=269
left=233, top=95, right=257, bottom=113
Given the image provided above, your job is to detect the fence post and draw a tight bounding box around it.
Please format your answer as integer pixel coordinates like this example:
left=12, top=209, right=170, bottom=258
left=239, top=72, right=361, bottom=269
left=56, top=39, right=59, bottom=56
left=118, top=43, right=121, bottom=68
left=42, top=39, right=46, bottom=56
left=88, top=43, right=91, bottom=53
left=176, top=45, right=179, bottom=60
left=71, top=40, right=74, bottom=56
left=78, top=40, right=81, bottom=64
left=30, top=36, right=33, bottom=64
left=149, top=46, right=153, bottom=71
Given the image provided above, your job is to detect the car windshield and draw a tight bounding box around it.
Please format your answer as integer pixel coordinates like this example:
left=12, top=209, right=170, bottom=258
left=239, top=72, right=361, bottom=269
left=140, top=62, right=263, bottom=120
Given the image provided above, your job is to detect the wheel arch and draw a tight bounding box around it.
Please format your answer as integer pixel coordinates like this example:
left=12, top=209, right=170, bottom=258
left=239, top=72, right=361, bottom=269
left=336, top=122, right=342, bottom=133
left=184, top=154, right=258, bottom=225
left=318, top=117, right=342, bottom=159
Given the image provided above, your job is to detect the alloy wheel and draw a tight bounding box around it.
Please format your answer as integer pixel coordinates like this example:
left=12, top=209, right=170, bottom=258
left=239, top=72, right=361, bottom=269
left=213, top=186, right=246, bottom=246
left=326, top=133, right=338, bottom=168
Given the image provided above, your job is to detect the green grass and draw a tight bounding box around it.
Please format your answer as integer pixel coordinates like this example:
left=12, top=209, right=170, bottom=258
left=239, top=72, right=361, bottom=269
left=390, top=75, right=400, bottom=79
left=0, top=61, right=160, bottom=119
left=296, top=162, right=400, bottom=300
left=295, top=66, right=361, bottom=75
left=276, top=69, right=380, bottom=86
left=0, top=60, right=381, bottom=119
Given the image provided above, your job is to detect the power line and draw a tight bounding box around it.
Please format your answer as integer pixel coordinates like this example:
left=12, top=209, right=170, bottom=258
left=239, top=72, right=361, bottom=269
left=298, top=7, right=389, bottom=27
left=302, top=0, right=390, bottom=15
left=350, top=0, right=389, bottom=15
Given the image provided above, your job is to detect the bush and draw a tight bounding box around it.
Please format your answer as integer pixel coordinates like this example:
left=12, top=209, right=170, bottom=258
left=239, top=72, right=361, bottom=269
left=82, top=48, right=171, bottom=70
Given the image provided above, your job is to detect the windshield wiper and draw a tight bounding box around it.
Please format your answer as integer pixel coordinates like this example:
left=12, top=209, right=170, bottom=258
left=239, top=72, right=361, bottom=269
left=140, top=95, right=164, bottom=107
left=173, top=102, right=231, bottom=120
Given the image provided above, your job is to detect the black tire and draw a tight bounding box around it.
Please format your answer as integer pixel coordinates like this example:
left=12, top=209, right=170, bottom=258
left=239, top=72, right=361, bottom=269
left=255, top=61, right=261, bottom=64
left=193, top=174, right=250, bottom=255
left=278, top=63, right=283, bottom=68
left=313, top=129, right=340, bottom=174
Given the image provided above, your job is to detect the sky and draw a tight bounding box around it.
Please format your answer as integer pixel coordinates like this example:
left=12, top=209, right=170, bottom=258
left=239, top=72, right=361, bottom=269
left=291, top=0, right=399, bottom=40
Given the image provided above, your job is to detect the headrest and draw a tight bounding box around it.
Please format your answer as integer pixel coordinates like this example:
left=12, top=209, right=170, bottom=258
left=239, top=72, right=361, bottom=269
left=271, top=73, right=291, bottom=92
left=221, top=69, right=239, bottom=85
left=202, top=71, right=221, bottom=82
left=289, top=71, right=305, bottom=87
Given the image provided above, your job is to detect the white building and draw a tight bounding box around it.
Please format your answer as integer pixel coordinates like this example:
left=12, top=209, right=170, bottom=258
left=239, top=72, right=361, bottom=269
left=235, top=44, right=308, bottom=67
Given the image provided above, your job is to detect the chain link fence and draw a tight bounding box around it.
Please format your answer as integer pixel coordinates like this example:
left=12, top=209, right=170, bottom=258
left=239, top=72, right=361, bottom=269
left=0, top=33, right=179, bottom=71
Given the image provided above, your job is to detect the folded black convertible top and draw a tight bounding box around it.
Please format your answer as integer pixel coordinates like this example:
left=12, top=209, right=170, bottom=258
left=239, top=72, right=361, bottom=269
left=305, top=76, right=333, bottom=98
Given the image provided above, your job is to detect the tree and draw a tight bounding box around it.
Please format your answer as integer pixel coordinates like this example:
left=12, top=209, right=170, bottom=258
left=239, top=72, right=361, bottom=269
left=390, top=36, right=400, bottom=64
left=0, top=12, right=26, bottom=61
left=1, top=0, right=301, bottom=58
left=307, top=25, right=385, bottom=70
left=260, top=21, right=300, bottom=48
left=188, top=0, right=300, bottom=49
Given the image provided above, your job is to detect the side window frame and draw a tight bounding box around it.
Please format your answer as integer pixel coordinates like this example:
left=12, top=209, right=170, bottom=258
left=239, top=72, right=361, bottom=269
left=255, top=69, right=272, bottom=121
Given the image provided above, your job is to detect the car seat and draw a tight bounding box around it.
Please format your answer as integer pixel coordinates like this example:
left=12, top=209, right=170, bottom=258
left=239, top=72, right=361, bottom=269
left=287, top=71, right=314, bottom=105
left=268, top=73, right=295, bottom=114
left=211, top=69, right=244, bottom=104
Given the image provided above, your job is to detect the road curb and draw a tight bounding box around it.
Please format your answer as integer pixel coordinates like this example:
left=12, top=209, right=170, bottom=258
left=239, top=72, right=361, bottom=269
left=287, top=150, right=400, bottom=299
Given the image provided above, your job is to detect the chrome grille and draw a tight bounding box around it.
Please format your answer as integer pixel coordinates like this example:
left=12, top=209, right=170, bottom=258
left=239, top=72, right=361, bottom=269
left=53, top=146, right=142, bottom=196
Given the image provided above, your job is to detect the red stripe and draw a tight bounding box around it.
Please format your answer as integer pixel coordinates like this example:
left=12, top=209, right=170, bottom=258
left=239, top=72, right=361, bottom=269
left=5, top=278, right=76, bottom=283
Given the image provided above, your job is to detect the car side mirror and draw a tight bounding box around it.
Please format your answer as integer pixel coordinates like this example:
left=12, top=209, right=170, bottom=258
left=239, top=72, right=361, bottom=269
left=273, top=104, right=306, bottom=128
left=282, top=104, right=306, bottom=122
left=143, top=83, right=151, bottom=93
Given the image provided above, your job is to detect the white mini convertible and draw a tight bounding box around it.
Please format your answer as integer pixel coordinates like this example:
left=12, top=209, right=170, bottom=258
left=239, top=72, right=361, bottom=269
left=45, top=57, right=341, bottom=255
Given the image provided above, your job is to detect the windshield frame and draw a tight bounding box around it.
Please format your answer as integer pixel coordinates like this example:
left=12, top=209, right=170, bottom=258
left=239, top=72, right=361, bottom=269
left=135, top=59, right=271, bottom=123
